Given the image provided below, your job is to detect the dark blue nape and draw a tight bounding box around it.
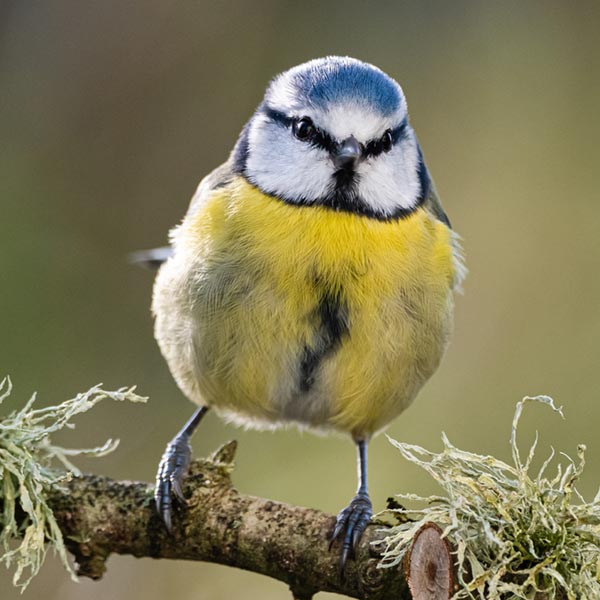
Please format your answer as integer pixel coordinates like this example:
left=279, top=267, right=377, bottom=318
left=284, top=57, right=402, bottom=117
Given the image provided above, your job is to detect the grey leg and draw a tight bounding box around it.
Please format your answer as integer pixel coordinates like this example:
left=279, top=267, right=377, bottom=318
left=329, top=439, right=373, bottom=570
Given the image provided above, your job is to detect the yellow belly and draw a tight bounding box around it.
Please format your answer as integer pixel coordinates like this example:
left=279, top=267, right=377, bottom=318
left=154, top=178, right=456, bottom=438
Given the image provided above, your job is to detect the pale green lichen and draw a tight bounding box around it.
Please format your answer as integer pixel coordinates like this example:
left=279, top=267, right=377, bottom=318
left=0, top=377, right=146, bottom=591
left=379, top=396, right=600, bottom=599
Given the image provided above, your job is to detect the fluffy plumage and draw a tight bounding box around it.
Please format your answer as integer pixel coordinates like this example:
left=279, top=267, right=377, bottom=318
left=154, top=177, right=460, bottom=438
left=150, top=56, right=465, bottom=563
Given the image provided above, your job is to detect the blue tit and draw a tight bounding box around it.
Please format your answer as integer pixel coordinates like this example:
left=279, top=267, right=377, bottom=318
left=141, top=56, right=466, bottom=569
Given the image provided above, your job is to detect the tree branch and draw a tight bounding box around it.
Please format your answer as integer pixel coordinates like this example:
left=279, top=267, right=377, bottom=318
left=46, top=441, right=412, bottom=600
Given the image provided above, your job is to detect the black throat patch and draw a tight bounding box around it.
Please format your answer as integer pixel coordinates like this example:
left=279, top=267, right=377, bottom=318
left=319, top=168, right=363, bottom=215
left=299, top=287, right=350, bottom=393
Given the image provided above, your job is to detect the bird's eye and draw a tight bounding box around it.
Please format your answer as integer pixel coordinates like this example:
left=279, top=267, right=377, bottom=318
left=381, top=129, right=393, bottom=153
left=293, top=117, right=315, bottom=141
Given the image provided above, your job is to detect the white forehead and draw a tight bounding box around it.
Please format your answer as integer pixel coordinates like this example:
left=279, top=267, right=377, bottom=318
left=313, top=102, right=402, bottom=142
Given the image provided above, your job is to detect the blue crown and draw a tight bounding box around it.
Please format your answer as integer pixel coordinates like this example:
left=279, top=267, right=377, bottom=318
left=275, top=57, right=403, bottom=116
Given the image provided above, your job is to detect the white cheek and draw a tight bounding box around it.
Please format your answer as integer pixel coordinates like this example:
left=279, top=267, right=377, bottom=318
left=357, top=137, right=421, bottom=214
left=245, top=119, right=332, bottom=202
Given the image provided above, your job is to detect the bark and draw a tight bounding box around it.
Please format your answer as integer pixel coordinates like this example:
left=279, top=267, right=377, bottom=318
left=46, top=441, right=411, bottom=600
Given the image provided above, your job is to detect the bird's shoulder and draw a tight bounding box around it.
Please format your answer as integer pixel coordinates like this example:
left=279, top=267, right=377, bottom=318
left=184, top=160, right=238, bottom=219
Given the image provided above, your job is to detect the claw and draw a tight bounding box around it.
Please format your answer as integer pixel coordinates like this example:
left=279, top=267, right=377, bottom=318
left=154, top=435, right=193, bottom=531
left=329, top=493, right=373, bottom=571
left=171, top=475, right=186, bottom=502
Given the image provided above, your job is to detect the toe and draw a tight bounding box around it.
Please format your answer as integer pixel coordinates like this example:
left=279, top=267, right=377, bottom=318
left=329, top=506, right=350, bottom=549
left=351, top=510, right=371, bottom=553
left=330, top=494, right=373, bottom=571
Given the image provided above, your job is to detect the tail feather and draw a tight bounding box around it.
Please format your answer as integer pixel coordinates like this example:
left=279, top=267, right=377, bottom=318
left=129, top=246, right=173, bottom=270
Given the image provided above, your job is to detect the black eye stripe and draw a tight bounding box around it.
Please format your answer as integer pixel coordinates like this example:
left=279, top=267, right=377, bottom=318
left=390, top=119, right=408, bottom=144
left=309, top=128, right=337, bottom=153
left=265, top=107, right=337, bottom=153
left=264, top=107, right=294, bottom=128
left=264, top=106, right=408, bottom=158
left=364, top=119, right=408, bottom=158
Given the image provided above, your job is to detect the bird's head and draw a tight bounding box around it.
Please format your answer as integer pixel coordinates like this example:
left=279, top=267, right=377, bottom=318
left=233, top=56, right=429, bottom=220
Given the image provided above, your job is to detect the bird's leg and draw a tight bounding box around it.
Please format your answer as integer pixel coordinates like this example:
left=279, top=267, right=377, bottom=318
left=329, top=439, right=373, bottom=570
left=154, top=406, right=209, bottom=531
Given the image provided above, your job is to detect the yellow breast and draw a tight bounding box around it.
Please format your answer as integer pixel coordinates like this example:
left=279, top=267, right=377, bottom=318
left=155, top=177, right=457, bottom=438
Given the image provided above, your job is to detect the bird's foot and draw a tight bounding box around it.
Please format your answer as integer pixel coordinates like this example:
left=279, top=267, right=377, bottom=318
left=329, top=492, right=373, bottom=571
left=154, top=433, right=192, bottom=532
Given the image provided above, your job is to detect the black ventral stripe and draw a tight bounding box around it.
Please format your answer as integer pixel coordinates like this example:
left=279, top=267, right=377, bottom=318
left=299, top=289, right=349, bottom=393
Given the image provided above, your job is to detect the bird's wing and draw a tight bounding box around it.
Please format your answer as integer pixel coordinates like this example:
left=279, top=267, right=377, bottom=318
left=422, top=178, right=467, bottom=292
left=130, top=161, right=236, bottom=270
left=422, top=177, right=452, bottom=229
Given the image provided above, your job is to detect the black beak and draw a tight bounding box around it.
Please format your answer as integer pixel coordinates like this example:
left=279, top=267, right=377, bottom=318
left=333, top=136, right=362, bottom=171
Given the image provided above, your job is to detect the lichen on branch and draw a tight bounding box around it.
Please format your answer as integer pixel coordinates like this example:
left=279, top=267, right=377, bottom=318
left=0, top=377, right=146, bottom=590
left=379, top=396, right=600, bottom=599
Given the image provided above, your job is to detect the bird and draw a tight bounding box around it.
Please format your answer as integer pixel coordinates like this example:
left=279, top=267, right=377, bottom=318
left=140, top=56, right=466, bottom=570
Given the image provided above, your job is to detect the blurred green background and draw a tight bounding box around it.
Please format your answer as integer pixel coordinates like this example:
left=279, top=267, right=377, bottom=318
left=1, top=1, right=599, bottom=598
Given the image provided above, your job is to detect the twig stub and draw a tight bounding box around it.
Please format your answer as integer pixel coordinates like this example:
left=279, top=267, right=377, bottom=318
left=405, top=523, right=453, bottom=600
